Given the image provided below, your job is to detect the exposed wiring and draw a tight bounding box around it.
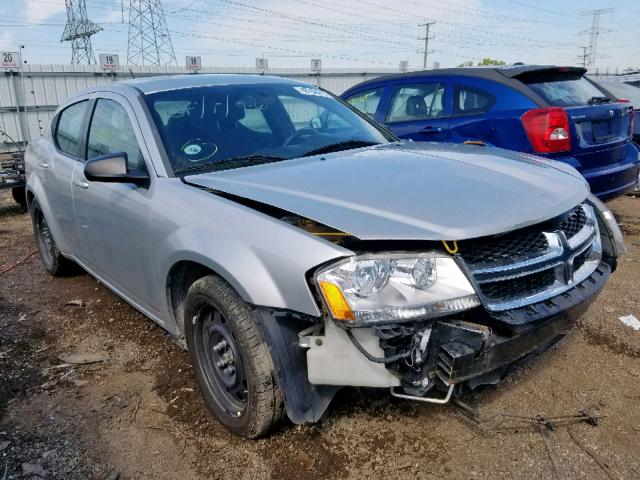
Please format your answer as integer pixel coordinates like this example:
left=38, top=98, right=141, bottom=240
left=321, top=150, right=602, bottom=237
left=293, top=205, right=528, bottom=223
left=345, top=328, right=411, bottom=364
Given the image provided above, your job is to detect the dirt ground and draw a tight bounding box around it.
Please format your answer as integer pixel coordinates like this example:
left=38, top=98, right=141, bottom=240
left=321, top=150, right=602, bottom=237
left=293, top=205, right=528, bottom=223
left=1, top=190, right=639, bottom=480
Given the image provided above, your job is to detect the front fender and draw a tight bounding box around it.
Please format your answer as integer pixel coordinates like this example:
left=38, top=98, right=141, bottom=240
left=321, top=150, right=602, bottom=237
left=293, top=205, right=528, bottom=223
left=151, top=182, right=354, bottom=328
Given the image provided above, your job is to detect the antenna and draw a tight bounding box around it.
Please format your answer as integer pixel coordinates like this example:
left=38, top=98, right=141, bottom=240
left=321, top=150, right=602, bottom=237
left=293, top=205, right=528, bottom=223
left=61, top=0, right=102, bottom=64
left=127, top=0, right=177, bottom=66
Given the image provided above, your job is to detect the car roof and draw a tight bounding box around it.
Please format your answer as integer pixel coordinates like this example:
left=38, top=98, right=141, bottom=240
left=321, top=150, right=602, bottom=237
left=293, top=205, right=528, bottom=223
left=88, top=74, right=309, bottom=95
left=342, top=65, right=586, bottom=95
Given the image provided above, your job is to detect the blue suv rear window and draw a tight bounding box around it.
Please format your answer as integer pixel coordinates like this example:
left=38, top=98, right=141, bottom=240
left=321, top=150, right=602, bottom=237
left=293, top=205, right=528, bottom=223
left=519, top=72, right=609, bottom=107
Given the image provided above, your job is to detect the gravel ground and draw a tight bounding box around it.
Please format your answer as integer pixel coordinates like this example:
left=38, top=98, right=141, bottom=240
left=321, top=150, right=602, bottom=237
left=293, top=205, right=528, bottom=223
left=1, top=190, right=639, bottom=480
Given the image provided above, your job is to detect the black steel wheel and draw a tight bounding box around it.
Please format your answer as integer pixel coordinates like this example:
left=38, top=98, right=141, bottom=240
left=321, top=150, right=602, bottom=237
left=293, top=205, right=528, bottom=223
left=30, top=198, right=73, bottom=276
left=194, top=305, right=249, bottom=416
left=184, top=275, right=284, bottom=438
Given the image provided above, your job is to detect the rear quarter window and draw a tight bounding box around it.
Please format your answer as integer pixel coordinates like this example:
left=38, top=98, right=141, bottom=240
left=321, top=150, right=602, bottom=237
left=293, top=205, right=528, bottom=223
left=519, top=72, right=609, bottom=107
left=454, top=85, right=495, bottom=115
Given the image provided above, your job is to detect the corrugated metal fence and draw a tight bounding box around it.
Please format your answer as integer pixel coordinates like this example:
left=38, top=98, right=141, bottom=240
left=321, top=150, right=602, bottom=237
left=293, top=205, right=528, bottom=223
left=0, top=64, right=397, bottom=153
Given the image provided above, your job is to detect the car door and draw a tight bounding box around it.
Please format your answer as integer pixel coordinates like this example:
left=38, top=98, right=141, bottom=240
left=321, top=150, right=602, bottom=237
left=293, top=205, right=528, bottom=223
left=71, top=94, right=160, bottom=317
left=45, top=99, right=91, bottom=254
left=382, top=79, right=451, bottom=141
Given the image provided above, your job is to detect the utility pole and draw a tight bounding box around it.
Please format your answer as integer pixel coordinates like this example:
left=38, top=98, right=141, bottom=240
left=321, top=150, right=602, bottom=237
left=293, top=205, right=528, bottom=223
left=418, top=22, right=436, bottom=70
left=61, top=0, right=102, bottom=64
left=580, top=8, right=614, bottom=70
left=127, top=0, right=176, bottom=66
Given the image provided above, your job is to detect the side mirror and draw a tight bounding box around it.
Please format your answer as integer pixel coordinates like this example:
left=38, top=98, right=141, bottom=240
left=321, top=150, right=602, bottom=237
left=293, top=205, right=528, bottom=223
left=84, top=153, right=149, bottom=187
left=309, top=116, right=323, bottom=130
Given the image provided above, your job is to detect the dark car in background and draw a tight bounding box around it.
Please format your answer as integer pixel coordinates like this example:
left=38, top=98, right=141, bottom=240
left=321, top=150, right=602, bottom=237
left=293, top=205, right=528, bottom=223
left=341, top=65, right=640, bottom=200
left=594, top=79, right=640, bottom=143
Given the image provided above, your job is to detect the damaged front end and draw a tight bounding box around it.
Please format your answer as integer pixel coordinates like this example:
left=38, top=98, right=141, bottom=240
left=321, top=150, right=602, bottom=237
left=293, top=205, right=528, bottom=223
left=291, top=198, right=621, bottom=417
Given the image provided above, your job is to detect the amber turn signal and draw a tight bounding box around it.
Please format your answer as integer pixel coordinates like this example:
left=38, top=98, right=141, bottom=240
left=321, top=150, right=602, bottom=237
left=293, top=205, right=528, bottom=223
left=318, top=281, right=355, bottom=321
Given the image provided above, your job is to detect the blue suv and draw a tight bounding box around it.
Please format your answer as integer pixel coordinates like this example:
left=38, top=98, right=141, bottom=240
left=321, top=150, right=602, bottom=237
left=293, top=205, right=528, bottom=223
left=341, top=65, right=640, bottom=200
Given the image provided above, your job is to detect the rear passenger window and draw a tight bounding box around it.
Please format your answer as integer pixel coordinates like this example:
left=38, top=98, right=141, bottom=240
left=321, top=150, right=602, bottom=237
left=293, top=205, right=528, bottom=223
left=387, top=83, right=445, bottom=123
left=55, top=101, right=88, bottom=158
left=87, top=99, right=143, bottom=170
left=454, top=85, right=495, bottom=115
left=345, top=87, right=384, bottom=119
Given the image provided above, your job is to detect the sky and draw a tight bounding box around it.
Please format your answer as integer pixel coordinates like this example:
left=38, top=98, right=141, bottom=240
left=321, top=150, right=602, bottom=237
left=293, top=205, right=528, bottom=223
left=1, top=0, right=639, bottom=71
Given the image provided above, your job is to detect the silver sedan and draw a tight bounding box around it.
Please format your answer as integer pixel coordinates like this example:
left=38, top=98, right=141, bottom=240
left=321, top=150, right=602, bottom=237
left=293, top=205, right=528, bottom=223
left=24, top=74, right=625, bottom=437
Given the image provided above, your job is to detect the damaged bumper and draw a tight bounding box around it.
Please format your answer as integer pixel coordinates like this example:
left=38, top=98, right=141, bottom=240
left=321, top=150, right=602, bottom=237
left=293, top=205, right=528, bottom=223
left=300, top=261, right=609, bottom=404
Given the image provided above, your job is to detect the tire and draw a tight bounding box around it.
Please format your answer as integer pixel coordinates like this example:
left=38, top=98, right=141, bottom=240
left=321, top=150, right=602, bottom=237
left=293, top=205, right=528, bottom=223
left=184, top=275, right=284, bottom=438
left=11, top=187, right=27, bottom=211
left=30, top=198, right=73, bottom=276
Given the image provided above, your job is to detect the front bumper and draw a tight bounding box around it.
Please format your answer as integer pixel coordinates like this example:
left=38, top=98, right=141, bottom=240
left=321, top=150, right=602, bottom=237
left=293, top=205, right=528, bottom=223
left=303, top=261, right=610, bottom=400
left=433, top=262, right=609, bottom=387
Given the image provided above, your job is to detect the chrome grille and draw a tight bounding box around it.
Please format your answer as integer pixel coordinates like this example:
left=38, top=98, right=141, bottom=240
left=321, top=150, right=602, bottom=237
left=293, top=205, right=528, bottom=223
left=459, top=229, right=549, bottom=265
left=558, top=205, right=587, bottom=239
left=480, top=269, right=556, bottom=303
left=460, top=203, right=602, bottom=312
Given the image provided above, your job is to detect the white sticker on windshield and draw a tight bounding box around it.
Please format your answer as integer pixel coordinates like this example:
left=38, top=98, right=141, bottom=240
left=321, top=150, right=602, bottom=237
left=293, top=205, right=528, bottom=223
left=294, top=86, right=331, bottom=98
left=183, top=144, right=202, bottom=155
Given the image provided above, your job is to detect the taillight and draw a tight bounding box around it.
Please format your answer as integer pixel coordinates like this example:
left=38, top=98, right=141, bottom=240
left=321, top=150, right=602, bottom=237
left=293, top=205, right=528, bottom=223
left=521, top=107, right=571, bottom=153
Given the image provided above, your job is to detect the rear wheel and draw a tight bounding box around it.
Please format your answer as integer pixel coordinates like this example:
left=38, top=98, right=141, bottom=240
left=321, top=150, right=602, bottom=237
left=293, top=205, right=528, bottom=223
left=30, top=198, right=73, bottom=276
left=11, top=187, right=27, bottom=211
left=184, top=275, right=284, bottom=438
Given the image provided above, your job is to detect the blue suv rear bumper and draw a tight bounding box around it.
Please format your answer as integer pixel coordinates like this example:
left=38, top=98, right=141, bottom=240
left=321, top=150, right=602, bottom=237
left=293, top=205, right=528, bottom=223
left=556, top=142, right=640, bottom=201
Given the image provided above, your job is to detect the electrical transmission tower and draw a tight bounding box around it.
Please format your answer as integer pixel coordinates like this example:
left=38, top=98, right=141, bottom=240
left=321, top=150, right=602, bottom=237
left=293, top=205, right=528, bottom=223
left=127, top=0, right=176, bottom=66
left=418, top=22, right=436, bottom=70
left=577, top=46, right=588, bottom=68
left=580, top=8, right=614, bottom=70
left=61, top=0, right=102, bottom=64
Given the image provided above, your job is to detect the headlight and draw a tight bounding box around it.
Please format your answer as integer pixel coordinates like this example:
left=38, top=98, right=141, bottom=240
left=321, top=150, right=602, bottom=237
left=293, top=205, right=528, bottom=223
left=588, top=193, right=627, bottom=257
left=314, top=253, right=480, bottom=325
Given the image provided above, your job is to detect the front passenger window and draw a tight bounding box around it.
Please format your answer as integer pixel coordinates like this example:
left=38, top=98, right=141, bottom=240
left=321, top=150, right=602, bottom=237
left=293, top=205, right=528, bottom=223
left=55, top=101, right=88, bottom=158
left=87, top=99, right=144, bottom=171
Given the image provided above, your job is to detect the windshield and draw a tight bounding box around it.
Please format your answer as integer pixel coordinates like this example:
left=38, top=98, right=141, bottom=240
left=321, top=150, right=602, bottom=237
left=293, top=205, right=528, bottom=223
left=599, top=81, right=640, bottom=106
left=144, top=83, right=395, bottom=175
left=519, top=72, right=610, bottom=107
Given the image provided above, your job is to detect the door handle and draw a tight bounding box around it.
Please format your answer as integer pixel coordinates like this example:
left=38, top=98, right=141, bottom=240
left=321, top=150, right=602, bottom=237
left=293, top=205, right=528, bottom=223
left=421, top=126, right=443, bottom=134
left=73, top=179, right=89, bottom=189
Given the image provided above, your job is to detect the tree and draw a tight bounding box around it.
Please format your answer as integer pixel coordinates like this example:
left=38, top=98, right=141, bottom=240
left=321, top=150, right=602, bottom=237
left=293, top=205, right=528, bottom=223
left=477, top=58, right=506, bottom=66
left=456, top=61, right=474, bottom=67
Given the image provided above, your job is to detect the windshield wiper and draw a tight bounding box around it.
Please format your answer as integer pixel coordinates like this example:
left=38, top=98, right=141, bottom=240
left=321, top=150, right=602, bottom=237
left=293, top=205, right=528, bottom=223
left=588, top=96, right=612, bottom=105
left=177, top=155, right=286, bottom=176
left=301, top=140, right=381, bottom=157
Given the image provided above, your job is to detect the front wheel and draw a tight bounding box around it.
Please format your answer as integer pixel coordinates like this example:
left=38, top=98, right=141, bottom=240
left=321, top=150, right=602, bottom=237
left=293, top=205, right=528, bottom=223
left=184, top=275, right=284, bottom=438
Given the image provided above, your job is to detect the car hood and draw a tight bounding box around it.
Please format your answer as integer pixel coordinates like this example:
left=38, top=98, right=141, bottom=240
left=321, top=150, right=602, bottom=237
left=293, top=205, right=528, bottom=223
left=185, top=142, right=589, bottom=241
